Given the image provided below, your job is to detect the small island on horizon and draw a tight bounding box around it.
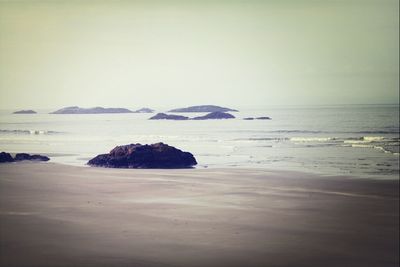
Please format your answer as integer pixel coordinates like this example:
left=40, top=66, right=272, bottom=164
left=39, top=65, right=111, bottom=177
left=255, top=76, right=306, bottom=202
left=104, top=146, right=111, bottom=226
left=149, top=113, right=189, bottom=120
left=192, top=111, right=235, bottom=120
left=50, top=106, right=134, bottom=114
left=133, top=108, right=154, bottom=113
left=168, top=105, right=238, bottom=113
left=243, top=116, right=271, bottom=120
left=49, top=106, right=156, bottom=114
left=149, top=111, right=236, bottom=120
left=13, top=110, right=37, bottom=114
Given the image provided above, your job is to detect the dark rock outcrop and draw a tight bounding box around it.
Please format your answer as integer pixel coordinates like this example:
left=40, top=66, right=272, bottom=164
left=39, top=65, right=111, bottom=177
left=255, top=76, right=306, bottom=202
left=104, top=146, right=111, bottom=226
left=14, top=153, right=50, bottom=161
left=192, top=112, right=235, bottom=120
left=168, top=105, right=238, bottom=113
left=50, top=106, right=133, bottom=114
left=88, top=143, right=197, bottom=169
left=133, top=108, right=154, bottom=113
left=13, top=110, right=37, bottom=114
left=149, top=113, right=189, bottom=120
left=0, top=152, right=14, bottom=163
left=0, top=152, right=49, bottom=163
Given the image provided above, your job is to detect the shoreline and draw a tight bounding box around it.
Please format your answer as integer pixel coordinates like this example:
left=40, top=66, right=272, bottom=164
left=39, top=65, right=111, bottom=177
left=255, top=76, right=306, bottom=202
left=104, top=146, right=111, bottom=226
left=0, top=162, right=399, bottom=267
left=4, top=154, right=400, bottom=180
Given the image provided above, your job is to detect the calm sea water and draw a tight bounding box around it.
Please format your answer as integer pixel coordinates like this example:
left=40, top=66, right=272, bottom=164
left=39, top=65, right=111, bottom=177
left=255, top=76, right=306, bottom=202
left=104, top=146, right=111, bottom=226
left=0, top=105, right=399, bottom=179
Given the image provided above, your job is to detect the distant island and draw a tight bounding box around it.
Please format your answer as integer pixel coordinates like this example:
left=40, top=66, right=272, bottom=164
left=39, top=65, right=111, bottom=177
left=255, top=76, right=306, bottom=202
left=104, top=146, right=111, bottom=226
left=149, top=111, right=235, bottom=120
left=133, top=108, right=154, bottom=113
left=168, top=105, right=238, bottom=113
left=50, top=106, right=133, bottom=114
left=192, top=112, right=235, bottom=120
left=149, top=113, right=189, bottom=120
left=243, top=116, right=271, bottom=120
left=13, top=110, right=37, bottom=114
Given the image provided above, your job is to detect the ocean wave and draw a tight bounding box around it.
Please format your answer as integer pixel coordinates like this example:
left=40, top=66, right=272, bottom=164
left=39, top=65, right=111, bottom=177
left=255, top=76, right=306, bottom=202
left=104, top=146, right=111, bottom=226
left=270, top=130, right=399, bottom=135
left=232, top=137, right=290, bottom=142
left=362, top=136, right=385, bottom=142
left=271, top=130, right=324, bottom=134
left=290, top=137, right=336, bottom=142
left=349, top=128, right=400, bottom=134
left=340, top=136, right=399, bottom=154
left=348, top=144, right=399, bottom=155
left=344, top=136, right=398, bottom=144
left=235, top=136, right=398, bottom=144
left=246, top=137, right=289, bottom=141
left=239, top=135, right=399, bottom=155
left=0, top=129, right=62, bottom=135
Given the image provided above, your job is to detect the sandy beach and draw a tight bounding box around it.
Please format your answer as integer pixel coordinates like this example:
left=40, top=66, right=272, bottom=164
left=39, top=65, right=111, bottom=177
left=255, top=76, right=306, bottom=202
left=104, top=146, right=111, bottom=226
left=0, top=162, right=398, bottom=267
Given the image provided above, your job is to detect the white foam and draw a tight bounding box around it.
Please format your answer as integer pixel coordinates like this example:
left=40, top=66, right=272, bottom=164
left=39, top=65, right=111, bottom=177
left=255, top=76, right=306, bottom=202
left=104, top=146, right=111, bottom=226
left=350, top=144, right=399, bottom=155
left=344, top=140, right=365, bottom=144
left=290, top=137, right=334, bottom=142
left=29, top=130, right=48, bottom=135
left=344, top=136, right=386, bottom=144
left=350, top=144, right=371, bottom=148
left=362, top=136, right=384, bottom=142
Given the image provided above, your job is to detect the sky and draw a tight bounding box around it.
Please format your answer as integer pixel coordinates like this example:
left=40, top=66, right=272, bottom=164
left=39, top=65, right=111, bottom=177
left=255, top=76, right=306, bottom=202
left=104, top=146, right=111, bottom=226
left=0, top=0, right=398, bottom=109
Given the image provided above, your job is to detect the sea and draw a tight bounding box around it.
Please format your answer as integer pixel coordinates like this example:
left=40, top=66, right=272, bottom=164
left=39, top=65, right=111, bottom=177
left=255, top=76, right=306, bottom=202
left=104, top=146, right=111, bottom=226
left=0, top=105, right=399, bottom=179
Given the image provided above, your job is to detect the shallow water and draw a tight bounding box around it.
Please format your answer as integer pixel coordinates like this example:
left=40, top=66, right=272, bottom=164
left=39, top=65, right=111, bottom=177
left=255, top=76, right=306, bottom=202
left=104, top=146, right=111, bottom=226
left=0, top=105, right=398, bottom=179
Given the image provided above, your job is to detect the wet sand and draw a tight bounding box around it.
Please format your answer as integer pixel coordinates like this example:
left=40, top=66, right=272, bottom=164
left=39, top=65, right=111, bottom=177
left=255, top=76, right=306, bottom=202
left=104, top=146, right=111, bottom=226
left=0, top=162, right=398, bottom=267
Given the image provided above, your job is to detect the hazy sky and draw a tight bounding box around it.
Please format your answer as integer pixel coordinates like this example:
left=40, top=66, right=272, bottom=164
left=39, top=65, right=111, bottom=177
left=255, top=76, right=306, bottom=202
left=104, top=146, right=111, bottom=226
left=0, top=0, right=398, bottom=109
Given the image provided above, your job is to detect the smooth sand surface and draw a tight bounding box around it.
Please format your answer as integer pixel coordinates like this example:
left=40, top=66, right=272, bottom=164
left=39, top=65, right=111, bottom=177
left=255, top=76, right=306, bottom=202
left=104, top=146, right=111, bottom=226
left=0, top=163, right=398, bottom=267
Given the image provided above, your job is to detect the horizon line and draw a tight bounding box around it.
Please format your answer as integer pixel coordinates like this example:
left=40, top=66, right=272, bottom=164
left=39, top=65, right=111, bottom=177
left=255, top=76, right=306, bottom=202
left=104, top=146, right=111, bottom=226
left=1, top=103, right=400, bottom=111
